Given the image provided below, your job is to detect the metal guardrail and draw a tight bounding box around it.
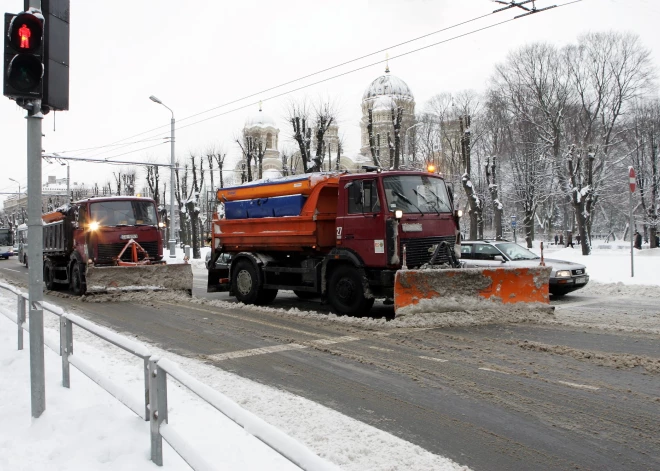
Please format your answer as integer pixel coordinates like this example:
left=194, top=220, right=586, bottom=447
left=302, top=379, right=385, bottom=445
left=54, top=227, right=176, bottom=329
left=0, top=281, right=338, bottom=471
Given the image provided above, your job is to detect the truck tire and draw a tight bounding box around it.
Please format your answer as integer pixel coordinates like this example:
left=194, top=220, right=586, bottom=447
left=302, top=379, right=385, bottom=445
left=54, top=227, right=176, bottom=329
left=328, top=265, right=372, bottom=316
left=44, top=261, right=56, bottom=291
left=70, top=263, right=86, bottom=296
left=232, top=259, right=277, bottom=305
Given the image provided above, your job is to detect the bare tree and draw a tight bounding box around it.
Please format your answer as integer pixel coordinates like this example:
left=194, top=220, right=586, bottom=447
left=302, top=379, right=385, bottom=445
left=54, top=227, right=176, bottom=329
left=390, top=106, right=404, bottom=169
left=367, top=108, right=381, bottom=167
left=460, top=116, right=484, bottom=239
left=287, top=100, right=312, bottom=173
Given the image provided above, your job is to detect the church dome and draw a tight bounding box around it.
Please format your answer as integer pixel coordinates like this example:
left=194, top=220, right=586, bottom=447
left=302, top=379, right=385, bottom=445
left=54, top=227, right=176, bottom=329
left=245, top=108, right=277, bottom=129
left=372, top=95, right=396, bottom=112
left=363, top=74, right=413, bottom=101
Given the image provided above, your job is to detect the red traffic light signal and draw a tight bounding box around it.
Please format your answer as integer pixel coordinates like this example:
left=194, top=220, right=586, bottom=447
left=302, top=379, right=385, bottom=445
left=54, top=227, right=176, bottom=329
left=9, top=13, right=42, bottom=53
left=4, top=11, right=44, bottom=99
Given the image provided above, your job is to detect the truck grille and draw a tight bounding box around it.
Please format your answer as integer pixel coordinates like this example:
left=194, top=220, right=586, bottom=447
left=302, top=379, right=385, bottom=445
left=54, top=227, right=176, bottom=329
left=400, top=236, right=456, bottom=268
left=97, top=241, right=160, bottom=262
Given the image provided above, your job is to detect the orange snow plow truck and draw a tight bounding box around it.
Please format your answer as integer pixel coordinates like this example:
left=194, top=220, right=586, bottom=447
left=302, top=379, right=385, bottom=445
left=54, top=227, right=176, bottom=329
left=41, top=196, right=192, bottom=295
left=207, top=169, right=550, bottom=315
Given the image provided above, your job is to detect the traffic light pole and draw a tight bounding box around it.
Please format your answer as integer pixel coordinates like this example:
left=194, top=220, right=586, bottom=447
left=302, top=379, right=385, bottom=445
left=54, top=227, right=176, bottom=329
left=27, top=101, right=45, bottom=418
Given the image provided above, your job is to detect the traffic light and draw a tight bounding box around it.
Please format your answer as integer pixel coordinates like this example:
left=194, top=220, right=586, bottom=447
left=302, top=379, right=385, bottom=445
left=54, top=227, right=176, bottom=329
left=3, top=11, right=44, bottom=100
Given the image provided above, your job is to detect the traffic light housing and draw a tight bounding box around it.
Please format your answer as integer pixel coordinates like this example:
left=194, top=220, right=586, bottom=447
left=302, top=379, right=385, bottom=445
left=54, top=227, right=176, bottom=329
left=3, top=11, right=44, bottom=100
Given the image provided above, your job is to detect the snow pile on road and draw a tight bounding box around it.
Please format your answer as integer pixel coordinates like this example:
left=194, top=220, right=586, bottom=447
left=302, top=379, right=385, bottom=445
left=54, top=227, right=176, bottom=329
left=518, top=340, right=660, bottom=373
left=77, top=289, right=555, bottom=329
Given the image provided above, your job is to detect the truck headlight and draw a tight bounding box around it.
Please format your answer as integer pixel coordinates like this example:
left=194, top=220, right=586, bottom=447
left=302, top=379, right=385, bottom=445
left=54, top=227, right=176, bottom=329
left=555, top=270, right=571, bottom=277
left=158, top=222, right=165, bottom=228
left=394, top=210, right=403, bottom=219
left=88, top=221, right=100, bottom=231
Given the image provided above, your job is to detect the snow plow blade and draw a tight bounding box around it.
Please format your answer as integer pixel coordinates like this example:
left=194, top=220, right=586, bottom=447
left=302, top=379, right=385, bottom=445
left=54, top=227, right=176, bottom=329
left=84, top=263, right=193, bottom=294
left=394, top=266, right=551, bottom=314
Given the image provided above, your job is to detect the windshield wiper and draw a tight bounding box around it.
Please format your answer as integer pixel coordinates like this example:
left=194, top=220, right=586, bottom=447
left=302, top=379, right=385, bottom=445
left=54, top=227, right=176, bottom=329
left=412, top=189, right=440, bottom=215
left=393, top=190, right=424, bottom=216
left=427, top=187, right=453, bottom=213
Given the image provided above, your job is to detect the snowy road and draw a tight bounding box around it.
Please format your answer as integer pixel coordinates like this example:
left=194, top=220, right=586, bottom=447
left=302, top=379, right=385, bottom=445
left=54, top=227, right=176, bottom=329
left=1, top=261, right=658, bottom=470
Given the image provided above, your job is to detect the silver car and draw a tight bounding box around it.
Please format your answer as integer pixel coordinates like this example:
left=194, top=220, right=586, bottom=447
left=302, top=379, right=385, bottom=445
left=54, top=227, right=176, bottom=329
left=460, top=240, right=589, bottom=296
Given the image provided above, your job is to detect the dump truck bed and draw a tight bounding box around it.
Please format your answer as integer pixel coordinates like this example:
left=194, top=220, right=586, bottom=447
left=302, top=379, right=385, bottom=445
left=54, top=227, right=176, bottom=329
left=216, top=174, right=340, bottom=253
left=218, top=214, right=337, bottom=252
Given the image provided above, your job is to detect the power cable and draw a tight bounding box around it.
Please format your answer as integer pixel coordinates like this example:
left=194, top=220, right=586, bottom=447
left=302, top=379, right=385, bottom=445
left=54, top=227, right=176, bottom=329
left=57, top=0, right=580, bottom=163
left=54, top=7, right=506, bottom=157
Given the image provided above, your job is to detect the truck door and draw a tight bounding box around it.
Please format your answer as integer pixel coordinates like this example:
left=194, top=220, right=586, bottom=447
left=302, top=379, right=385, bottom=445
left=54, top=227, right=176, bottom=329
left=339, top=179, right=386, bottom=267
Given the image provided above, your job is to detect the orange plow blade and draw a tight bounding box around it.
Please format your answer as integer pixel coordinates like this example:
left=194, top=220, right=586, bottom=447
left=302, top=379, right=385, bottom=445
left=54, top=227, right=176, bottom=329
left=394, top=267, right=551, bottom=314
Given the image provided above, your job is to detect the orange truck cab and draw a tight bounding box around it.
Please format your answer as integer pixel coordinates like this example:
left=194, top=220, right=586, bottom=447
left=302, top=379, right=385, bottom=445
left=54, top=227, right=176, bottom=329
left=207, top=169, right=461, bottom=315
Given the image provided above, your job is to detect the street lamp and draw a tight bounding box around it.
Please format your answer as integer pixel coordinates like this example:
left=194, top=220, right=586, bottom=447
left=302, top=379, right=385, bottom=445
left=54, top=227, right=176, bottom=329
left=404, top=123, right=423, bottom=165
left=150, top=95, right=177, bottom=259
left=8, top=178, right=21, bottom=199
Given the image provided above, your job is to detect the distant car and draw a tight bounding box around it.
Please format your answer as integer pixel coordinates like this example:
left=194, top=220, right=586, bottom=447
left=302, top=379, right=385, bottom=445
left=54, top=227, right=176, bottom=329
left=460, top=240, right=589, bottom=296
left=205, top=251, right=232, bottom=270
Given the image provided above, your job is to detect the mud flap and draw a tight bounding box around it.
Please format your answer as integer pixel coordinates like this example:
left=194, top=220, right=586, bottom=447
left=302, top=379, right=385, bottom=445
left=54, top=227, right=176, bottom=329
left=394, top=266, right=551, bottom=314
left=85, top=264, right=193, bottom=294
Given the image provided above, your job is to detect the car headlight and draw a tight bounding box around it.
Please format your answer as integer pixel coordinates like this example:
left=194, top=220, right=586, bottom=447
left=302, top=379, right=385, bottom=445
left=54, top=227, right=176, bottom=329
left=555, top=270, right=572, bottom=277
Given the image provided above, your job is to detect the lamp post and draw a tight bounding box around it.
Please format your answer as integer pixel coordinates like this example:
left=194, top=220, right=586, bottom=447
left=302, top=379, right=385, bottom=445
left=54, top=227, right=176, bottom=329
left=150, top=95, right=177, bottom=259
left=8, top=178, right=21, bottom=216
left=404, top=123, right=423, bottom=166
left=8, top=178, right=21, bottom=200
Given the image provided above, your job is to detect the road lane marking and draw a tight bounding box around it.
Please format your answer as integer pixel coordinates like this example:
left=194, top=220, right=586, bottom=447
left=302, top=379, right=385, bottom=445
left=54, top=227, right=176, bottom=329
left=557, top=380, right=600, bottom=391
left=208, top=343, right=307, bottom=361
left=312, top=336, right=360, bottom=345
left=369, top=346, right=394, bottom=352
left=478, top=367, right=510, bottom=375
left=207, top=336, right=361, bottom=362
left=420, top=356, right=448, bottom=363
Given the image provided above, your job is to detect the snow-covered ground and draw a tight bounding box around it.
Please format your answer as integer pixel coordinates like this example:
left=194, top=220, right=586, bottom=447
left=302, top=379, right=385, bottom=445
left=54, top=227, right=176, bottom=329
left=1, top=241, right=657, bottom=470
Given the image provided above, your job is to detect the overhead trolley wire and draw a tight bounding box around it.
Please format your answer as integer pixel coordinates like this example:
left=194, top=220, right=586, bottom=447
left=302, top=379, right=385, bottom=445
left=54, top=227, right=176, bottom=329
left=57, top=1, right=580, bottom=163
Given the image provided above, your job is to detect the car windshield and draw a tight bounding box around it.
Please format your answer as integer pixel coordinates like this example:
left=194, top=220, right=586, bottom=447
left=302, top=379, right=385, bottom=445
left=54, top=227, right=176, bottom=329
left=0, top=229, right=12, bottom=246
left=494, top=243, right=540, bottom=261
left=90, top=200, right=158, bottom=227
left=383, top=175, right=452, bottom=214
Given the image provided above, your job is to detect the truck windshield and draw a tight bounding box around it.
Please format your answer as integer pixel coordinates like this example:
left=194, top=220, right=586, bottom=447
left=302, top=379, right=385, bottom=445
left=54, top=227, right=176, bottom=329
left=90, top=201, right=158, bottom=227
left=383, top=175, right=452, bottom=214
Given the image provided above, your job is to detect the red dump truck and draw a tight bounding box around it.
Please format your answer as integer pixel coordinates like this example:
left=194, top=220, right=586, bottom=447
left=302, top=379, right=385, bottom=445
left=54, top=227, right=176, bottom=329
left=207, top=169, right=551, bottom=315
left=42, top=196, right=192, bottom=295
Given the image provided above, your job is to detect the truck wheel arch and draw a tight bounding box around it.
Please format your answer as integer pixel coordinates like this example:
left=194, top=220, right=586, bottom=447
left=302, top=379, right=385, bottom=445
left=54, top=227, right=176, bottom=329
left=321, top=248, right=370, bottom=298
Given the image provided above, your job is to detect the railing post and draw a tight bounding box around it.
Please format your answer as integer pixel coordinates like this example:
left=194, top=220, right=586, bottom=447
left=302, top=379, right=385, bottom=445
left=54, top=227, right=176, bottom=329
left=143, top=357, right=150, bottom=421
left=149, top=357, right=167, bottom=466
left=17, top=294, right=25, bottom=350
left=60, top=316, right=72, bottom=388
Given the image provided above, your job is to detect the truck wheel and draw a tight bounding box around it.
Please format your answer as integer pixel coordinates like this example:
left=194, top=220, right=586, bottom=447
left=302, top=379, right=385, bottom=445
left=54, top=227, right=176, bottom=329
left=293, top=290, right=318, bottom=300
left=71, top=263, right=86, bottom=296
left=44, top=261, right=56, bottom=291
left=328, top=265, right=372, bottom=316
left=256, top=288, right=278, bottom=305
left=232, top=259, right=262, bottom=305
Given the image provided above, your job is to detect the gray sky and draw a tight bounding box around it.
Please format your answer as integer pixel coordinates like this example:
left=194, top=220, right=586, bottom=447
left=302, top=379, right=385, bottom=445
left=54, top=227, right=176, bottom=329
left=1, top=0, right=658, bottom=203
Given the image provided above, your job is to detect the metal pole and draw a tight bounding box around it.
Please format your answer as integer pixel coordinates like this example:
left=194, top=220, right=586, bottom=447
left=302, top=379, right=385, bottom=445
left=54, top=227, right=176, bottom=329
left=27, top=102, right=46, bottom=418
left=630, top=191, right=634, bottom=277
left=66, top=163, right=70, bottom=204
left=169, top=116, right=176, bottom=258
